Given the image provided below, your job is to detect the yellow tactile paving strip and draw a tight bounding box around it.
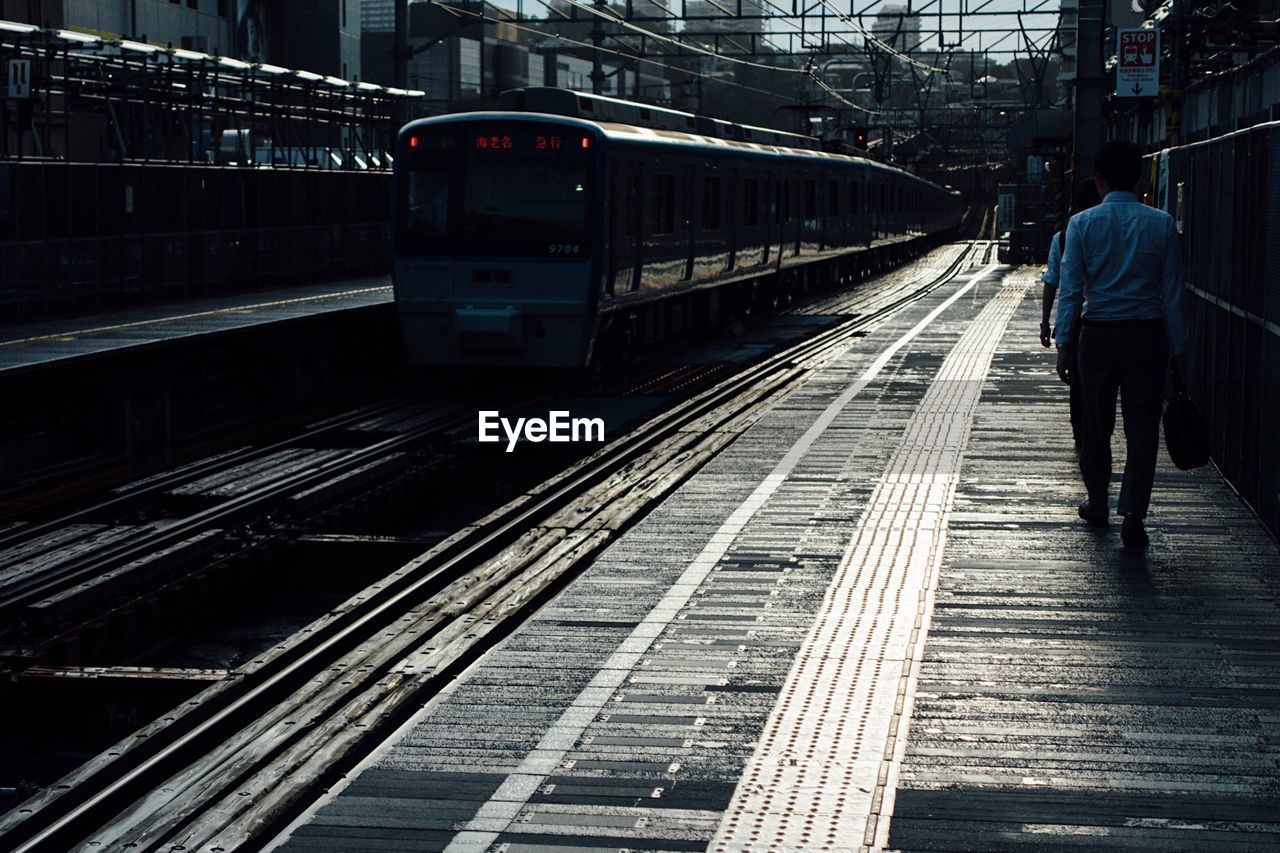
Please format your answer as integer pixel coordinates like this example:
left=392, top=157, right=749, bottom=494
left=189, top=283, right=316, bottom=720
left=712, top=268, right=1032, bottom=853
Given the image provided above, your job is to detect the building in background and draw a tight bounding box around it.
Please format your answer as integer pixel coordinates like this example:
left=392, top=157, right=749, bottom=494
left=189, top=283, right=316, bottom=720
left=684, top=0, right=766, bottom=36
left=361, top=0, right=396, bottom=33
left=272, top=0, right=361, bottom=80
left=871, top=4, right=921, bottom=52
left=358, top=0, right=670, bottom=111
left=0, top=0, right=235, bottom=52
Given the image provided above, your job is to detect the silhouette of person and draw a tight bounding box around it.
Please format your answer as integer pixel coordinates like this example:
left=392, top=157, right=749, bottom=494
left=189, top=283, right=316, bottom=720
left=1055, top=140, right=1187, bottom=548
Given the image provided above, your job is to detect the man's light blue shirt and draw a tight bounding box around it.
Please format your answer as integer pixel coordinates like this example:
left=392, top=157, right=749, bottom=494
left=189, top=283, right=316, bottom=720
left=1055, top=191, right=1186, bottom=355
left=1042, top=230, right=1063, bottom=287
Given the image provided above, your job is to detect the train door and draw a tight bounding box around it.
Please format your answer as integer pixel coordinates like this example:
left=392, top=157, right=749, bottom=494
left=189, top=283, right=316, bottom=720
left=683, top=163, right=696, bottom=281
left=783, top=171, right=793, bottom=253
left=726, top=166, right=738, bottom=271
left=762, top=173, right=773, bottom=265
left=605, top=164, right=618, bottom=295
left=850, top=179, right=862, bottom=247
left=694, top=165, right=727, bottom=279
left=774, top=176, right=789, bottom=267
left=803, top=176, right=818, bottom=254
left=610, top=160, right=641, bottom=293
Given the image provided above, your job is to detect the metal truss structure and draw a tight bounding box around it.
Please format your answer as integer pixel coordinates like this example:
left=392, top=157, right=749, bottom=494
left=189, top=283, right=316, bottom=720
left=416, top=0, right=1065, bottom=170
left=0, top=20, right=422, bottom=167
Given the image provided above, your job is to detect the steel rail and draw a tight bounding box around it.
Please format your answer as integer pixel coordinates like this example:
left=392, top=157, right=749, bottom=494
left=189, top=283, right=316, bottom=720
left=0, top=397, right=478, bottom=622
left=0, top=391, right=425, bottom=551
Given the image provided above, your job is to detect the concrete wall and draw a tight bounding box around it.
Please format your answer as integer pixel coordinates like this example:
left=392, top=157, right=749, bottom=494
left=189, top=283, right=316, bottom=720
left=273, top=0, right=362, bottom=80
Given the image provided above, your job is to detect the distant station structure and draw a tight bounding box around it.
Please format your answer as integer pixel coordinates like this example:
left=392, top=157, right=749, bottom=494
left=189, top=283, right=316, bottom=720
left=999, top=0, right=1280, bottom=265
left=0, top=1, right=415, bottom=166
left=0, top=9, right=424, bottom=323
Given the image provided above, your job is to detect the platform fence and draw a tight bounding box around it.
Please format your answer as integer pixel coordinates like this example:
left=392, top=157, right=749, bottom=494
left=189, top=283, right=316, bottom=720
left=1153, top=119, right=1280, bottom=537
left=0, top=161, right=390, bottom=322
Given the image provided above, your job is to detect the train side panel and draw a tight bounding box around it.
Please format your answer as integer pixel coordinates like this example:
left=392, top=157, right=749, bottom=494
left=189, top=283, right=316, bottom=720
left=392, top=111, right=963, bottom=368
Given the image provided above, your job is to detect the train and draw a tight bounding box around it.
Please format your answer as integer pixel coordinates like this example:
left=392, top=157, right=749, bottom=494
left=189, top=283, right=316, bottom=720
left=391, top=87, right=964, bottom=368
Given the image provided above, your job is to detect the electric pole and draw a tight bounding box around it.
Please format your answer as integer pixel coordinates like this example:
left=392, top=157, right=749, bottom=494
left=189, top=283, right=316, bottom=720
left=1072, top=0, right=1105, bottom=179
left=590, top=0, right=607, bottom=95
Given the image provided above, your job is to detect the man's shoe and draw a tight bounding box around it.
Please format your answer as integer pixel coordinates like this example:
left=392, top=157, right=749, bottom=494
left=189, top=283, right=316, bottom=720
left=1078, top=500, right=1109, bottom=526
left=1121, top=516, right=1149, bottom=548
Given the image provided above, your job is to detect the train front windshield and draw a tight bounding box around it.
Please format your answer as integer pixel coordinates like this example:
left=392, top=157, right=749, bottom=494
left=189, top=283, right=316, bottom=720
left=398, top=125, right=592, bottom=258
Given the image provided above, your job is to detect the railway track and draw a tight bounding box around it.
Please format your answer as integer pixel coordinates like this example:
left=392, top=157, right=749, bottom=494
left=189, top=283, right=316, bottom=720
left=0, top=240, right=975, bottom=640
left=0, top=393, right=486, bottom=625
left=0, top=241, right=990, bottom=852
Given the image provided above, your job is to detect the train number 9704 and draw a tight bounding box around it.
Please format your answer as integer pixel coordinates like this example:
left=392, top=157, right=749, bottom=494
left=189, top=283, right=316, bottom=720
left=547, top=244, right=582, bottom=255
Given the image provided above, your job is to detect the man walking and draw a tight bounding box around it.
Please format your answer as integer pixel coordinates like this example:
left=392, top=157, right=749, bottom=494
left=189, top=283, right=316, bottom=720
left=1054, top=140, right=1187, bottom=548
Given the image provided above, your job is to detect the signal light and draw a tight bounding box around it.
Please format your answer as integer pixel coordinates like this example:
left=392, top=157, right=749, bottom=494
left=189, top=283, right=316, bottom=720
left=409, top=136, right=420, bottom=148
left=581, top=137, right=590, bottom=149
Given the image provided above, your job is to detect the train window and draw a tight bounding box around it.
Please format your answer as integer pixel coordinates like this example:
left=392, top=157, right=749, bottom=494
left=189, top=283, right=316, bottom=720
left=742, top=178, right=759, bottom=226
left=850, top=182, right=859, bottom=214
left=623, top=171, right=640, bottom=237
left=703, top=176, right=722, bottom=231
left=398, top=125, right=591, bottom=257
left=829, top=181, right=839, bottom=217
left=402, top=165, right=451, bottom=247
left=461, top=143, right=590, bottom=254
left=776, top=181, right=788, bottom=223
left=651, top=173, right=675, bottom=235
left=805, top=180, right=817, bottom=219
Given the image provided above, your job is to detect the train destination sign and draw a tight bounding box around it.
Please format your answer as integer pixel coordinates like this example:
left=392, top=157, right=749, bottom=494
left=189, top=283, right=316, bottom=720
left=472, top=133, right=589, bottom=152
left=1117, top=29, right=1160, bottom=97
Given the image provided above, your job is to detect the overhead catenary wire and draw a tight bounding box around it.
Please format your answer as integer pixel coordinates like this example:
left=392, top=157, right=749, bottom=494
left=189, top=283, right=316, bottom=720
left=805, top=0, right=952, bottom=75
left=430, top=0, right=900, bottom=136
left=428, top=0, right=805, bottom=107
left=534, top=0, right=883, bottom=116
left=555, top=0, right=811, bottom=74
left=808, top=70, right=882, bottom=116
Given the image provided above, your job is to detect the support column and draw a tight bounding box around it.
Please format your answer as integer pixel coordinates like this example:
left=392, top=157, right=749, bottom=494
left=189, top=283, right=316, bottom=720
left=590, top=0, right=606, bottom=95
left=1072, top=0, right=1106, bottom=178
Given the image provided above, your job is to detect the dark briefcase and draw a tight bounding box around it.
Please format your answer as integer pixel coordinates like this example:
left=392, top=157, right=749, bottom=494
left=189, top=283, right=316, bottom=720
left=1162, top=381, right=1210, bottom=470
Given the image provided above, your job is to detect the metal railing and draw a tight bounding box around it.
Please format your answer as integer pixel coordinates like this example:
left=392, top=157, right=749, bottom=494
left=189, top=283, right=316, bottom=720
left=1151, top=119, right=1280, bottom=537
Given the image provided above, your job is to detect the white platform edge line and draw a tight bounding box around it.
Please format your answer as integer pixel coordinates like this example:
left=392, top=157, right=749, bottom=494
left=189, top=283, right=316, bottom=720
left=0, top=286, right=391, bottom=349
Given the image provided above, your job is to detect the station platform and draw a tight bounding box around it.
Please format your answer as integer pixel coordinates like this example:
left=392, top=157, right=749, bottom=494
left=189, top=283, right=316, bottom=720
left=0, top=277, right=392, bottom=378
left=270, top=259, right=1280, bottom=853
left=0, top=277, right=401, bottom=486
